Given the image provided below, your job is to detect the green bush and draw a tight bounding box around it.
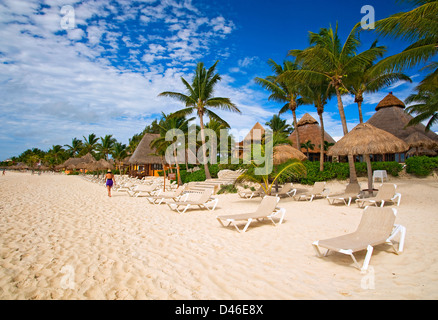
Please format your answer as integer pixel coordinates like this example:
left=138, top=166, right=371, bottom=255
left=299, top=160, right=404, bottom=185
left=217, top=184, right=238, bottom=194
left=406, top=156, right=438, bottom=176
left=179, top=164, right=221, bottom=183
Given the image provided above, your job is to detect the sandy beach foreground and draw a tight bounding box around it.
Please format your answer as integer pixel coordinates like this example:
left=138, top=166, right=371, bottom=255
left=1, top=171, right=437, bottom=300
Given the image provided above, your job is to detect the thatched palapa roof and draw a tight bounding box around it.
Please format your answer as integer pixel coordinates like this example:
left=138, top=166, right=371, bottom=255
left=273, top=144, right=307, bottom=164
left=375, top=92, right=406, bottom=111
left=367, top=93, right=438, bottom=144
left=238, top=122, right=265, bottom=146
left=288, top=113, right=336, bottom=153
left=129, top=133, right=162, bottom=165
left=327, top=123, right=409, bottom=156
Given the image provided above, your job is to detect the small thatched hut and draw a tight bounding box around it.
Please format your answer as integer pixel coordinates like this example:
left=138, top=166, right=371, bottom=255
left=288, top=113, right=336, bottom=161
left=235, top=122, right=265, bottom=159
left=128, top=133, right=163, bottom=176
left=367, top=92, right=438, bottom=160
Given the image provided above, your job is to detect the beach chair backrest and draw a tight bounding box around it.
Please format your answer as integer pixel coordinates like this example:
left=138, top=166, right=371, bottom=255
left=356, top=207, right=396, bottom=238
left=345, top=183, right=361, bottom=195
left=312, top=182, right=326, bottom=194
left=280, top=183, right=293, bottom=193
left=197, top=189, right=213, bottom=203
left=375, top=183, right=396, bottom=201
left=255, top=196, right=279, bottom=216
left=174, top=185, right=186, bottom=196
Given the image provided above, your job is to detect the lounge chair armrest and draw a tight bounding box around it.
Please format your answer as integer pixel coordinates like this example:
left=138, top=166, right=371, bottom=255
left=387, top=224, right=406, bottom=253
left=270, top=207, right=286, bottom=224
left=322, top=188, right=330, bottom=197
left=391, top=193, right=401, bottom=206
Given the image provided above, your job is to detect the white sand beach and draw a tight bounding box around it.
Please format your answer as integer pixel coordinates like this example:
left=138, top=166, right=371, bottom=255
left=1, top=171, right=438, bottom=300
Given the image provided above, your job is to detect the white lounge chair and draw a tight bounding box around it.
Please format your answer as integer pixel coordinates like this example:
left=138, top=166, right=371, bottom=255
left=145, top=185, right=187, bottom=205
left=166, top=189, right=218, bottom=214
left=326, top=183, right=362, bottom=206
left=114, top=181, right=136, bottom=192
left=312, top=206, right=406, bottom=271
left=272, top=183, right=297, bottom=198
left=238, top=186, right=265, bottom=199
left=293, top=181, right=328, bottom=202
left=127, top=182, right=160, bottom=197
left=216, top=196, right=285, bottom=233
left=355, top=183, right=401, bottom=208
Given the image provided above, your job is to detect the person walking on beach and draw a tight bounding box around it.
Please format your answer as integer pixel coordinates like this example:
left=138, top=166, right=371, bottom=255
left=105, top=169, right=115, bottom=197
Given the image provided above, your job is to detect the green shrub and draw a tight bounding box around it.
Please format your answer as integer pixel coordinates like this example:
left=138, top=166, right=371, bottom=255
left=406, top=156, right=438, bottom=176
left=298, top=160, right=404, bottom=185
left=217, top=184, right=238, bottom=194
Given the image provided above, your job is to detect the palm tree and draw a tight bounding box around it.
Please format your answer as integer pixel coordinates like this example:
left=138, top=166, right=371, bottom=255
left=158, top=61, right=240, bottom=179
left=64, top=137, right=83, bottom=157
left=112, top=142, right=128, bottom=172
left=205, top=118, right=230, bottom=162
left=265, top=114, right=293, bottom=135
left=151, top=112, right=195, bottom=186
left=374, top=0, right=437, bottom=74
left=285, top=23, right=386, bottom=184
left=238, top=133, right=306, bottom=195
left=128, top=132, right=144, bottom=155
left=346, top=41, right=412, bottom=123
left=405, top=80, right=438, bottom=131
left=97, top=135, right=116, bottom=160
left=255, top=59, right=304, bottom=148
left=300, top=141, right=315, bottom=159
left=48, top=145, right=66, bottom=165
left=82, top=133, right=99, bottom=156
left=298, top=81, right=333, bottom=171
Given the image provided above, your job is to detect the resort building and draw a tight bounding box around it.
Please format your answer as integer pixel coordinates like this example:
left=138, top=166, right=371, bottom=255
left=288, top=113, right=336, bottom=162
left=366, top=92, right=438, bottom=161
left=128, top=133, right=163, bottom=177
left=234, top=122, right=265, bottom=159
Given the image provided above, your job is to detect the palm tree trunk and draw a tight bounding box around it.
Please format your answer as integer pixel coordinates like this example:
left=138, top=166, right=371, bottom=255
left=173, top=144, right=182, bottom=186
left=291, top=103, right=301, bottom=149
left=335, top=86, right=358, bottom=184
left=318, top=110, right=325, bottom=172
left=357, top=100, right=364, bottom=124
left=365, top=154, right=373, bottom=196
left=198, top=110, right=212, bottom=180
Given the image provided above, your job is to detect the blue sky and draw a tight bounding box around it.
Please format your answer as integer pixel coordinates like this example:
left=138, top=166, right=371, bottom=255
left=0, top=0, right=431, bottom=160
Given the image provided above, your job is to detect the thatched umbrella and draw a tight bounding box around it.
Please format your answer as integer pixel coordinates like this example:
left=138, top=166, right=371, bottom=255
left=62, top=157, right=82, bottom=170
left=327, top=123, right=409, bottom=195
left=273, top=144, right=307, bottom=164
left=96, top=158, right=114, bottom=170
left=271, top=144, right=307, bottom=192
left=405, top=131, right=438, bottom=156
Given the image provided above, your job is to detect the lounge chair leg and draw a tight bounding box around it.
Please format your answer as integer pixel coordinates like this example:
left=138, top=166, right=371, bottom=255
left=312, top=241, right=323, bottom=257
left=179, top=204, right=190, bottom=214
left=242, top=219, right=253, bottom=233
left=361, top=245, right=374, bottom=271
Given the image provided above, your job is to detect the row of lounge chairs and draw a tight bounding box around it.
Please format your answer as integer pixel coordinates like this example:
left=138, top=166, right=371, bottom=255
left=82, top=174, right=406, bottom=271
left=239, top=181, right=402, bottom=208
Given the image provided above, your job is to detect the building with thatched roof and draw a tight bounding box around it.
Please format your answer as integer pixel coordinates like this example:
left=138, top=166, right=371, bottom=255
left=288, top=113, right=336, bottom=161
left=235, top=122, right=265, bottom=159
left=366, top=92, right=438, bottom=160
left=128, top=133, right=163, bottom=176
